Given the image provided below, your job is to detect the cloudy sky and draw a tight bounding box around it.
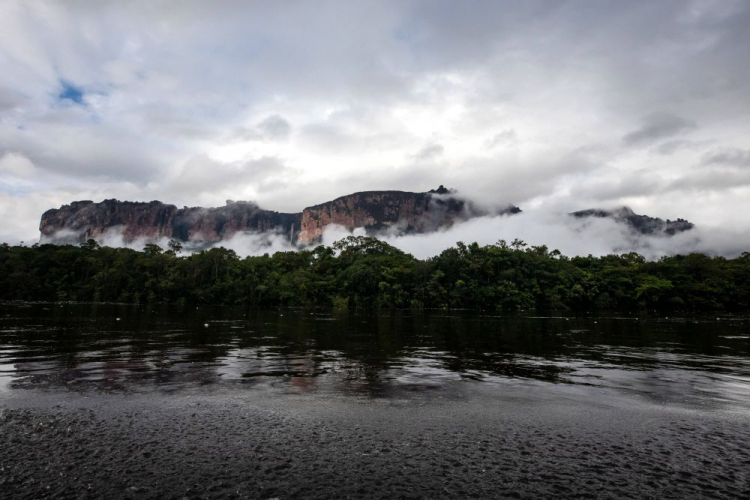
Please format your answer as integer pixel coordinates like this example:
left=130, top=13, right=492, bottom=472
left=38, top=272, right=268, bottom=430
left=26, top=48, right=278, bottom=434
left=1, top=0, right=750, bottom=246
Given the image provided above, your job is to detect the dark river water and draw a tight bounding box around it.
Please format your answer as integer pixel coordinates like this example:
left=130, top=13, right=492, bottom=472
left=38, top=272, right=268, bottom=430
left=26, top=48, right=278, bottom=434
left=1, top=302, right=749, bottom=410
left=2, top=302, right=750, bottom=498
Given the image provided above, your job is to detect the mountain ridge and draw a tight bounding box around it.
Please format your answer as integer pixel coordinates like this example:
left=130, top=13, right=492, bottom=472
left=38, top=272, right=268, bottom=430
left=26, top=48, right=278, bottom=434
left=41, top=186, right=518, bottom=245
left=39, top=187, right=691, bottom=246
left=570, top=206, right=694, bottom=236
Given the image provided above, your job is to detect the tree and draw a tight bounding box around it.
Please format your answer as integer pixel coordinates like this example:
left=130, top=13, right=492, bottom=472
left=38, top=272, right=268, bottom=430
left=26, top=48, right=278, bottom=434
left=0, top=238, right=748, bottom=312
left=143, top=243, right=163, bottom=256
left=168, top=240, right=183, bottom=254
left=81, top=239, right=100, bottom=250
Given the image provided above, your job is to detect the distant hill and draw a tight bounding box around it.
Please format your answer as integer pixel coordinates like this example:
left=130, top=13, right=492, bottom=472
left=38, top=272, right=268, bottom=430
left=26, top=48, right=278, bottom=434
left=570, top=207, right=694, bottom=236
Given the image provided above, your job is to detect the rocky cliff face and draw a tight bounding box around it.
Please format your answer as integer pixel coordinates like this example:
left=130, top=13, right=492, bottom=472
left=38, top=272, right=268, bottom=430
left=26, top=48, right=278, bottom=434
left=296, top=186, right=519, bottom=244
left=570, top=207, right=694, bottom=236
left=40, top=187, right=507, bottom=245
left=40, top=199, right=300, bottom=245
left=40, top=200, right=177, bottom=243
left=172, top=202, right=300, bottom=242
left=40, top=191, right=691, bottom=248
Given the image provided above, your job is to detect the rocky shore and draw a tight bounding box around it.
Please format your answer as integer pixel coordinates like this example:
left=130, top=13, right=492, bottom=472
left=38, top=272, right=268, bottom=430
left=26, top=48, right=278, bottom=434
left=1, top=385, right=748, bottom=499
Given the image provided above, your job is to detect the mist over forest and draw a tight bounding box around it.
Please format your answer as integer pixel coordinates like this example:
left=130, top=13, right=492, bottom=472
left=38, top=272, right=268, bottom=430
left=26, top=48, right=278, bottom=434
left=60, top=207, right=749, bottom=261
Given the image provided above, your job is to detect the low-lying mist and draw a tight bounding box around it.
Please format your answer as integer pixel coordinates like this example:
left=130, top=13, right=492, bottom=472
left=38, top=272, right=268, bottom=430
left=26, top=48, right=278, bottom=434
left=370, top=211, right=750, bottom=260
left=52, top=210, right=750, bottom=260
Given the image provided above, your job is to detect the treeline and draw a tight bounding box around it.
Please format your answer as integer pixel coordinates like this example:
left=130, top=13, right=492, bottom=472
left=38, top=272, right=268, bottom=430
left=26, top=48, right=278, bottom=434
left=1, top=237, right=749, bottom=312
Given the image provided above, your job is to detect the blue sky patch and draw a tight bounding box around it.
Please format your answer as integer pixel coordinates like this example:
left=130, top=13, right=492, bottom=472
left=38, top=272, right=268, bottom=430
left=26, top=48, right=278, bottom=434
left=58, top=80, right=84, bottom=105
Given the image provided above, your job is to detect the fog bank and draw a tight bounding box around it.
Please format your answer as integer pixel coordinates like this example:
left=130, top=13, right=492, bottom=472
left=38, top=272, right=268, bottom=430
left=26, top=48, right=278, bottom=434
left=368, top=211, right=750, bottom=260
left=43, top=210, right=748, bottom=260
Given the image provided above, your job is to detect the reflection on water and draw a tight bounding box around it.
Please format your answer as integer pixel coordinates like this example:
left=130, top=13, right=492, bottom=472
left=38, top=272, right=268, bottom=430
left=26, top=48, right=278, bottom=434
left=1, top=303, right=749, bottom=409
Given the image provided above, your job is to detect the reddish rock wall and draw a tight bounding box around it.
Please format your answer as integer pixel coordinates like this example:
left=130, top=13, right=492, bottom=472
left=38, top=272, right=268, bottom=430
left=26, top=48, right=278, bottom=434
left=39, top=187, right=521, bottom=246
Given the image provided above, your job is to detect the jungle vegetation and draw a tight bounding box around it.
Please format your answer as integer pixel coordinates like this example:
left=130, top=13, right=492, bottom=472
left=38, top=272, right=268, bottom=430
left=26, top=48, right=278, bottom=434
left=1, top=237, right=748, bottom=312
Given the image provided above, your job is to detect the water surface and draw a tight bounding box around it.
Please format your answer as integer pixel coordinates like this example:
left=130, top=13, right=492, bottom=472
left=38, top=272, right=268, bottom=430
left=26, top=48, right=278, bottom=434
left=2, top=302, right=749, bottom=411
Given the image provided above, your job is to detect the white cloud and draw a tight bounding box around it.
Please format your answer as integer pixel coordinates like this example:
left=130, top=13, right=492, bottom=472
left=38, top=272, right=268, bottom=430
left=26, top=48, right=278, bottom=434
left=0, top=152, right=36, bottom=176
left=324, top=211, right=750, bottom=260
left=0, top=0, right=748, bottom=251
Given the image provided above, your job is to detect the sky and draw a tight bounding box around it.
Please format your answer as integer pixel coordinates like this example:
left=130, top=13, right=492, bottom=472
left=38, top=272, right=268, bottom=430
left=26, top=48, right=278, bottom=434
left=1, top=0, right=750, bottom=252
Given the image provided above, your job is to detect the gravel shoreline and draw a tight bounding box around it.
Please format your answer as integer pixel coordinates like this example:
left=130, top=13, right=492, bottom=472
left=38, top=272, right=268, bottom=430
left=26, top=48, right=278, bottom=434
left=2, top=385, right=750, bottom=499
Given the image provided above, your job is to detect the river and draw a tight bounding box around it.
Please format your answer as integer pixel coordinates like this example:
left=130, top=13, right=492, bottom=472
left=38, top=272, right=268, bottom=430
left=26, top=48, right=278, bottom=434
left=1, top=302, right=749, bottom=498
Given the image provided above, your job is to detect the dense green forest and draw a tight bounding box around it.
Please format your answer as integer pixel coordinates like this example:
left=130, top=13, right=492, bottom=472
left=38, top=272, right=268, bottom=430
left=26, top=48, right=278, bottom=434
left=1, top=237, right=749, bottom=312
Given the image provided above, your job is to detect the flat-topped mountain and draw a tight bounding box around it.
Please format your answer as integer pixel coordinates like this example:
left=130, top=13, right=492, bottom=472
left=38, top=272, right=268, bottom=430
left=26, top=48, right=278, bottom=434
left=39, top=189, right=693, bottom=247
left=40, top=199, right=300, bottom=245
left=296, top=187, right=519, bottom=243
left=570, top=207, right=694, bottom=236
left=40, top=186, right=513, bottom=245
